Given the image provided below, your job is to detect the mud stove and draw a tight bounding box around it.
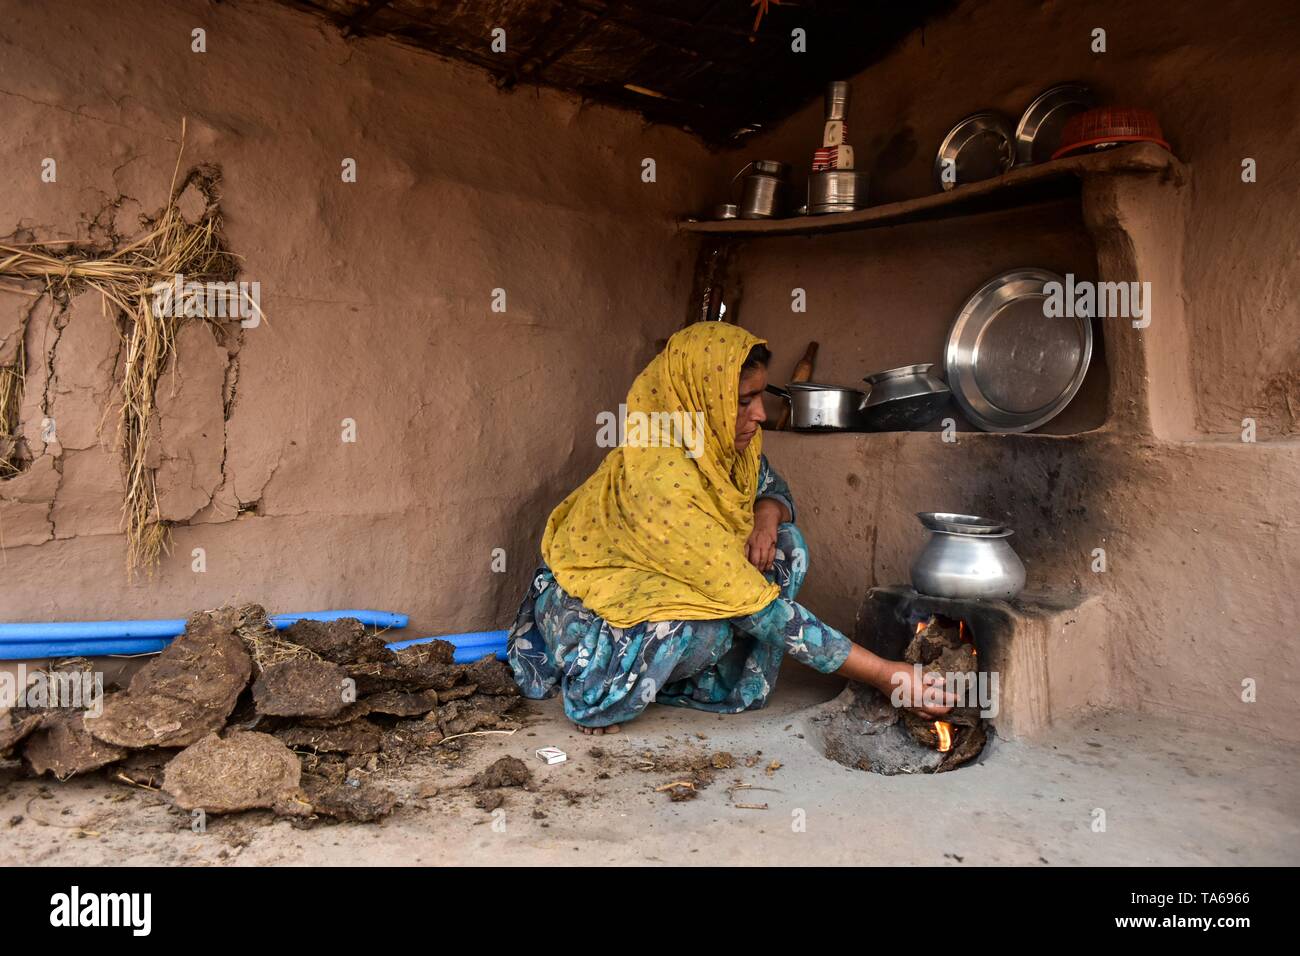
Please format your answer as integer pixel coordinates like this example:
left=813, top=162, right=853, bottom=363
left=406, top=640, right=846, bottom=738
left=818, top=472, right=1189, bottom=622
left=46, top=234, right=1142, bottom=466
left=807, top=585, right=1107, bottom=774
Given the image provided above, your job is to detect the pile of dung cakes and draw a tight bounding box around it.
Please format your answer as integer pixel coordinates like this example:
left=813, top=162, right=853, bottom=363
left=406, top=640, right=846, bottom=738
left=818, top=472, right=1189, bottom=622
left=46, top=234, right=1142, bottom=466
left=0, top=605, right=525, bottom=823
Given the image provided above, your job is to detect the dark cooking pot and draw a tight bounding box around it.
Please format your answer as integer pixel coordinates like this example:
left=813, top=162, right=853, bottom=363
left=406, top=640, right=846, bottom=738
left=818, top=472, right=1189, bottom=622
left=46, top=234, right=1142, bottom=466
left=859, top=364, right=951, bottom=431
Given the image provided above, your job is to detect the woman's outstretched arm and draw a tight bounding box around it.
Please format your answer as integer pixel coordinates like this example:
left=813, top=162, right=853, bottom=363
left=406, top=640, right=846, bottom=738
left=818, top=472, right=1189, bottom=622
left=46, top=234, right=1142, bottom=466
left=734, top=600, right=955, bottom=718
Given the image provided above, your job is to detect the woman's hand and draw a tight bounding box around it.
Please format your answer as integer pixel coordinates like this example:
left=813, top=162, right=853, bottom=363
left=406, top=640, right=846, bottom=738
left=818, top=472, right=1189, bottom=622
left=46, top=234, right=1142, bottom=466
left=747, top=499, right=784, bottom=571
left=834, top=644, right=956, bottom=717
left=881, top=661, right=957, bottom=718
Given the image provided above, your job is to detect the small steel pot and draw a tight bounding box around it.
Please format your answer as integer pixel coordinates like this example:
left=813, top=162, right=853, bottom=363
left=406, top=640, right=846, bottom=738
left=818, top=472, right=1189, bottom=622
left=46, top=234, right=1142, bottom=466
left=735, top=160, right=791, bottom=219
left=766, top=382, right=866, bottom=430
left=910, top=519, right=1026, bottom=600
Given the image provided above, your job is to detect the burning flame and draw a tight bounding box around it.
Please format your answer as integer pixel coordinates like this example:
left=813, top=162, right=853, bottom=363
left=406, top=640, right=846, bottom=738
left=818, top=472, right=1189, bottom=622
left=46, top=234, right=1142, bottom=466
left=934, top=721, right=953, bottom=753
left=959, top=619, right=976, bottom=656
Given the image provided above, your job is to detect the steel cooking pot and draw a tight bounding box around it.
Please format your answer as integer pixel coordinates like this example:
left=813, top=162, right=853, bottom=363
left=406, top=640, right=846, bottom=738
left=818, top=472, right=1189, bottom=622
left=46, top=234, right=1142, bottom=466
left=910, top=516, right=1026, bottom=600
left=734, top=160, right=791, bottom=219
left=765, top=382, right=866, bottom=431
left=859, top=363, right=951, bottom=431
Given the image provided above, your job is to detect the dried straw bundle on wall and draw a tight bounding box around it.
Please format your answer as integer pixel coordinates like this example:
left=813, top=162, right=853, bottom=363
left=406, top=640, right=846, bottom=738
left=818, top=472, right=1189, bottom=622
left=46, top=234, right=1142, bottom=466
left=0, top=121, right=262, bottom=575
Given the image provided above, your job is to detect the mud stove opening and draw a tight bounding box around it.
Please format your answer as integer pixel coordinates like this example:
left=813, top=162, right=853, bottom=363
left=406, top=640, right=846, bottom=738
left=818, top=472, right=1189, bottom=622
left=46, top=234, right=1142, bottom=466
left=808, top=587, right=1022, bottom=775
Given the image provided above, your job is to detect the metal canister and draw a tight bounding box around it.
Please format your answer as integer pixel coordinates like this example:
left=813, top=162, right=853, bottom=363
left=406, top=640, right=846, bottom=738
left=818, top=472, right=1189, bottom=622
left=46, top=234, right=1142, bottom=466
left=736, top=160, right=790, bottom=219
left=807, top=169, right=869, bottom=214
left=824, top=81, right=851, bottom=122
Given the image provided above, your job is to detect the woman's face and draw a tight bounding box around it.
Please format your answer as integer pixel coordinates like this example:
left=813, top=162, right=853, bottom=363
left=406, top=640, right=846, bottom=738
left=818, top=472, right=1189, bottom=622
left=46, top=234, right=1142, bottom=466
left=734, top=364, right=768, bottom=453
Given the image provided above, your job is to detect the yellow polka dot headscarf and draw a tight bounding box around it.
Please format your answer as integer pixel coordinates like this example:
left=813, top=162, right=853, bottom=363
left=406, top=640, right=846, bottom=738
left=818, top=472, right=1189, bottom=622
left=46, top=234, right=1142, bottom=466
left=541, top=323, right=779, bottom=627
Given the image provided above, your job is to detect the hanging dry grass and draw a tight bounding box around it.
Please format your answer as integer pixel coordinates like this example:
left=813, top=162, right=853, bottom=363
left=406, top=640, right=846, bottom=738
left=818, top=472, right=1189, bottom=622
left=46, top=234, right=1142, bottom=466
left=0, top=120, right=263, bottom=575
left=0, top=339, right=25, bottom=479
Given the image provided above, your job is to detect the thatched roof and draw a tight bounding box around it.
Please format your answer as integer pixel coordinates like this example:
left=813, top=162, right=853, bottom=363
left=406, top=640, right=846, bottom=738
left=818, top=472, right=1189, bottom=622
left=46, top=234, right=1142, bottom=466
left=276, top=0, right=952, bottom=145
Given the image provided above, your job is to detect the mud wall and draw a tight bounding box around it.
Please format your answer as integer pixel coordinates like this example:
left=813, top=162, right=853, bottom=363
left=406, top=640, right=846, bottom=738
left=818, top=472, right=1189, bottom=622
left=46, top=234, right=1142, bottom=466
left=704, top=0, right=1300, bottom=738
left=0, top=0, right=713, bottom=629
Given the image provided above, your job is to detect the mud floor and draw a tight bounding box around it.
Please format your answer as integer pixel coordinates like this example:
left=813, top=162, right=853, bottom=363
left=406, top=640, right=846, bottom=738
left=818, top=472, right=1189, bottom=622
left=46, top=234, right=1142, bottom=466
left=0, top=663, right=1296, bottom=866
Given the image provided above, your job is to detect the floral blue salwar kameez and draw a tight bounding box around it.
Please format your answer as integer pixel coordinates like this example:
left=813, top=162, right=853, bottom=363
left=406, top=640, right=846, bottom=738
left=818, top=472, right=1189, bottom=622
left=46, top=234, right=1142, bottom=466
left=508, top=455, right=853, bottom=727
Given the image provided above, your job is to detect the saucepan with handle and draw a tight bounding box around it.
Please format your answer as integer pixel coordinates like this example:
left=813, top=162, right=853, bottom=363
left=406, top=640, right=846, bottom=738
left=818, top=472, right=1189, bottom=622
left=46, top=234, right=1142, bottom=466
left=765, top=382, right=867, bottom=431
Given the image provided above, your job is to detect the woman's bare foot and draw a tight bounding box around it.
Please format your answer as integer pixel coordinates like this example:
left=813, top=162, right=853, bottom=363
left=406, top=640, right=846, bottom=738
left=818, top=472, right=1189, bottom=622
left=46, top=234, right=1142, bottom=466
left=573, top=721, right=621, bottom=736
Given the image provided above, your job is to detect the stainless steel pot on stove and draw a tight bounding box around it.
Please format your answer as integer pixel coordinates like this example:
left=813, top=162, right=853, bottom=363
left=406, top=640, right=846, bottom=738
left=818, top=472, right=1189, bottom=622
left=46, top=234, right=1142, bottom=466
left=910, top=513, right=1026, bottom=600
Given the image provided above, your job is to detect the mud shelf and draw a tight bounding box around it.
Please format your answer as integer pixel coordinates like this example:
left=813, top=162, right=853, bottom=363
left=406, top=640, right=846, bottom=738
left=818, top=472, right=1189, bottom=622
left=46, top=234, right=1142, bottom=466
left=678, top=142, right=1182, bottom=239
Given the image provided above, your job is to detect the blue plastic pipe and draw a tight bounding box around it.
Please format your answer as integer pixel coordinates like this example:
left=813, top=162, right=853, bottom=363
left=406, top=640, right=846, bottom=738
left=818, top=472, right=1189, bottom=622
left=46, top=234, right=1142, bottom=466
left=0, top=619, right=185, bottom=641
left=270, top=611, right=408, bottom=630
left=0, top=610, right=410, bottom=660
left=387, top=630, right=509, bottom=663
left=453, top=644, right=507, bottom=663
left=0, top=610, right=408, bottom=643
left=426, top=630, right=507, bottom=648
left=0, top=638, right=171, bottom=659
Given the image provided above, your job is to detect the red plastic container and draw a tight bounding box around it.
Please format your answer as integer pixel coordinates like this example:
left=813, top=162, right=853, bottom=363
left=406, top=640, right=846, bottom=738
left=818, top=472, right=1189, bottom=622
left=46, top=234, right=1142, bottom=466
left=1051, top=107, right=1170, bottom=159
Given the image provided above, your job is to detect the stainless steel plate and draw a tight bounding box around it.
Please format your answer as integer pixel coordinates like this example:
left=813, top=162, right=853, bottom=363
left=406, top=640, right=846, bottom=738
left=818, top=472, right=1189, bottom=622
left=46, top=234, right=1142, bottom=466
left=933, top=112, right=1015, bottom=192
left=1015, top=83, right=1096, bottom=165
left=917, top=512, right=1006, bottom=535
left=945, top=268, right=1093, bottom=433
